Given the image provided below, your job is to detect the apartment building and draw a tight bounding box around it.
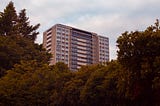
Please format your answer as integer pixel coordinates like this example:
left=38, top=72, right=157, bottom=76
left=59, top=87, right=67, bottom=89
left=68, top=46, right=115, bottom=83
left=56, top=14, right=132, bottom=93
left=43, top=24, right=109, bottom=70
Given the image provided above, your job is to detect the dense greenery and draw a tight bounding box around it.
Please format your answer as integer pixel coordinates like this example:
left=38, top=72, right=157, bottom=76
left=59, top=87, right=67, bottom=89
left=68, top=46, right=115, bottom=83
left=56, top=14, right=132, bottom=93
left=117, top=20, right=160, bottom=105
left=0, top=1, right=40, bottom=41
left=0, top=36, right=51, bottom=77
left=0, top=1, right=160, bottom=106
left=0, top=2, right=50, bottom=77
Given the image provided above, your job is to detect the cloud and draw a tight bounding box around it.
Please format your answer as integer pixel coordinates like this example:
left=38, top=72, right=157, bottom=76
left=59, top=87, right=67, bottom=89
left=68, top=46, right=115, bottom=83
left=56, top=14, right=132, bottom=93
left=1, top=0, right=160, bottom=59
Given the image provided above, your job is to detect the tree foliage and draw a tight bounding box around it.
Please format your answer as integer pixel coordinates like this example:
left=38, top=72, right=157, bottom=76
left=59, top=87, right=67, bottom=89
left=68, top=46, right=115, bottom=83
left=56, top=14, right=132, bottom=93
left=0, top=36, right=51, bottom=77
left=0, top=1, right=18, bottom=36
left=0, top=61, right=72, bottom=106
left=117, top=19, right=160, bottom=106
left=17, top=9, right=40, bottom=41
left=80, top=62, right=120, bottom=106
left=0, top=1, right=40, bottom=41
left=0, top=2, right=50, bottom=77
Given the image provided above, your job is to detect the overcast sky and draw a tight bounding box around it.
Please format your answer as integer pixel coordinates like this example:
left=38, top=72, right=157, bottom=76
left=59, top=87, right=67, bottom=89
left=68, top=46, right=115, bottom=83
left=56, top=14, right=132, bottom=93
left=1, top=0, right=160, bottom=60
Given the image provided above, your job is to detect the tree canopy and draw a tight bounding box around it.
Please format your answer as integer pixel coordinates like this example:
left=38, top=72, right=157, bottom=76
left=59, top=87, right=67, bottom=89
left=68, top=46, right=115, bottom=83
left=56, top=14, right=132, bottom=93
left=0, top=1, right=159, bottom=106
left=0, top=36, right=51, bottom=77
left=0, top=2, right=50, bottom=77
left=117, top=19, right=160, bottom=106
left=0, top=1, right=40, bottom=41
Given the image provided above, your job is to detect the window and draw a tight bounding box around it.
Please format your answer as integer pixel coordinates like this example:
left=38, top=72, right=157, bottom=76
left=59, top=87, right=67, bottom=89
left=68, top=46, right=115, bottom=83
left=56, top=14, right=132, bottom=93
left=57, top=32, right=61, bottom=35
left=57, top=40, right=61, bottom=44
left=56, top=39, right=61, bottom=42
left=56, top=45, right=61, bottom=48
left=57, top=27, right=61, bottom=31
left=56, top=48, right=61, bottom=52
left=66, top=30, right=69, bottom=33
left=62, top=55, right=65, bottom=59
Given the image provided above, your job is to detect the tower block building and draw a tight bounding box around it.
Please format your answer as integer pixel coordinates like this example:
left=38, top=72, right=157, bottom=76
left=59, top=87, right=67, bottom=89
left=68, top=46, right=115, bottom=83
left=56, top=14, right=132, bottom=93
left=43, top=24, right=109, bottom=70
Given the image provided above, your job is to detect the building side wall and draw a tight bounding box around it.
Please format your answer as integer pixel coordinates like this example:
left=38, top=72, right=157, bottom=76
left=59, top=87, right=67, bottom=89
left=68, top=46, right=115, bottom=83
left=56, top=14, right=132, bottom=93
left=92, top=34, right=99, bottom=64
left=55, top=25, right=70, bottom=67
left=98, top=36, right=109, bottom=63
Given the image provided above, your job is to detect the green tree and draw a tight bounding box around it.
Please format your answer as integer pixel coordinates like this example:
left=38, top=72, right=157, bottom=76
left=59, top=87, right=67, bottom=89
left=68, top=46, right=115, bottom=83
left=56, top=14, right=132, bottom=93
left=80, top=61, right=121, bottom=106
left=117, top=20, right=160, bottom=105
left=50, top=62, right=73, bottom=106
left=0, top=60, right=56, bottom=106
left=53, top=62, right=69, bottom=73
left=53, top=64, right=98, bottom=106
left=0, top=1, right=18, bottom=36
left=0, top=36, right=51, bottom=77
left=0, top=1, right=50, bottom=77
left=17, top=9, right=40, bottom=41
left=0, top=1, right=40, bottom=41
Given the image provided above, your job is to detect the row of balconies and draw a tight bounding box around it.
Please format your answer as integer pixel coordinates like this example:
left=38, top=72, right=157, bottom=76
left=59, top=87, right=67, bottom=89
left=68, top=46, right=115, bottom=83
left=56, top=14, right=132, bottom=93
left=56, top=27, right=69, bottom=34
